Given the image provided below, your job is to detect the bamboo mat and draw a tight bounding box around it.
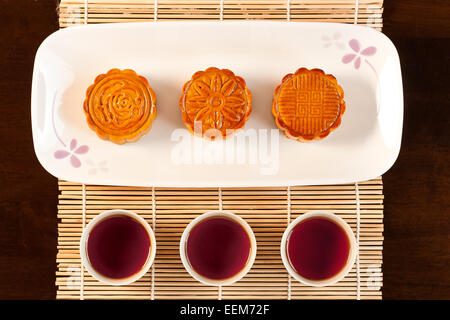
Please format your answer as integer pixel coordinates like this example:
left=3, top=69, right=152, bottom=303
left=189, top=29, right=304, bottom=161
left=59, top=0, right=383, bottom=30
left=56, top=179, right=383, bottom=300
left=56, top=0, right=384, bottom=300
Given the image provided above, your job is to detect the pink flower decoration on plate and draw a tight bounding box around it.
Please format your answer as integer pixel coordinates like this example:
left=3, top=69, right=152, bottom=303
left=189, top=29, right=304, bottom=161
left=54, top=139, right=89, bottom=168
left=342, top=39, right=377, bottom=69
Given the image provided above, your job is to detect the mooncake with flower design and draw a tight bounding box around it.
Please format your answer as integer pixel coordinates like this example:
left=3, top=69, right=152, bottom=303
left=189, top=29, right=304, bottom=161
left=272, top=68, right=345, bottom=142
left=83, top=69, right=157, bottom=145
left=180, top=67, right=252, bottom=140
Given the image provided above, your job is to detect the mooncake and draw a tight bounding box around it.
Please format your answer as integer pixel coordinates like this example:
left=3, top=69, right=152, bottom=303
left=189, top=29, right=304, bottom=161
left=272, top=68, right=345, bottom=142
left=180, top=67, right=252, bottom=140
left=83, top=69, right=157, bottom=145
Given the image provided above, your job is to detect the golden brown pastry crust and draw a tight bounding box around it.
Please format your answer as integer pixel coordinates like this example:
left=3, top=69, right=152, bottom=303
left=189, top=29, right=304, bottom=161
left=272, top=68, right=345, bottom=142
left=83, top=69, right=157, bottom=145
left=179, top=67, right=252, bottom=140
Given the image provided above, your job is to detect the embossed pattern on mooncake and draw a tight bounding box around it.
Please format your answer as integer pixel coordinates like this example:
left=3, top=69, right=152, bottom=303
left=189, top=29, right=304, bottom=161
left=180, top=67, right=252, bottom=140
left=272, top=68, right=345, bottom=142
left=83, top=69, right=157, bottom=145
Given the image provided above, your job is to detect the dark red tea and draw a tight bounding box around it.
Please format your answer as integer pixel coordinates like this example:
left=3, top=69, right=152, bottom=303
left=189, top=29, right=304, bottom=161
left=87, top=216, right=150, bottom=279
left=287, top=218, right=350, bottom=281
left=186, top=217, right=250, bottom=280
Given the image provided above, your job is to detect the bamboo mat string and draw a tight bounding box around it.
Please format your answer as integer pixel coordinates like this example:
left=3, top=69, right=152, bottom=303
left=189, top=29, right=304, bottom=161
left=354, top=0, right=359, bottom=24
left=286, top=185, right=291, bottom=300
left=220, top=0, right=224, bottom=21
left=218, top=187, right=223, bottom=299
left=84, top=0, right=88, bottom=24
left=286, top=0, right=291, bottom=22
left=218, top=187, right=223, bottom=211
left=355, top=182, right=361, bottom=300
left=80, top=183, right=86, bottom=300
left=151, top=186, right=156, bottom=300
left=151, top=8, right=157, bottom=301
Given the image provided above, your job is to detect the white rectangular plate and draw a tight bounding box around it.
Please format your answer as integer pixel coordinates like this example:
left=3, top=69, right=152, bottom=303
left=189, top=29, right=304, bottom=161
left=32, top=21, right=403, bottom=187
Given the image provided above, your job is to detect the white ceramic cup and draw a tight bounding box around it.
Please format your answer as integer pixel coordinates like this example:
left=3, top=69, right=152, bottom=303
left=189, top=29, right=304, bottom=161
left=180, top=210, right=257, bottom=286
left=80, top=209, right=157, bottom=285
left=281, top=210, right=357, bottom=287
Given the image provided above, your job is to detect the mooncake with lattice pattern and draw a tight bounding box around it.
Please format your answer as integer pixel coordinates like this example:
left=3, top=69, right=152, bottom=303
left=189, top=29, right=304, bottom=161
left=272, top=68, right=345, bottom=142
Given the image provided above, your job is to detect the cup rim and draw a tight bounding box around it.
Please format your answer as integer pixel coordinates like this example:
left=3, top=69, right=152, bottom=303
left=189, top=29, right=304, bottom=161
left=80, top=209, right=157, bottom=286
left=280, top=210, right=357, bottom=287
left=179, top=210, right=257, bottom=286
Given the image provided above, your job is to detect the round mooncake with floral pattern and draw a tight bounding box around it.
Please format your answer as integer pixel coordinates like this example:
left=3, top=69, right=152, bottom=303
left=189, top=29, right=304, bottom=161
left=179, top=67, right=252, bottom=140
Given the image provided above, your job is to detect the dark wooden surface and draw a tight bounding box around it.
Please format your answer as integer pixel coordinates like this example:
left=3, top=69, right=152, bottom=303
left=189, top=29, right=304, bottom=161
left=0, top=0, right=448, bottom=299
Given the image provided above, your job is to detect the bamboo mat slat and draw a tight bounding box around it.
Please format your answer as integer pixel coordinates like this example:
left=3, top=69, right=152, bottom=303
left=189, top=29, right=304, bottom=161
left=56, top=178, right=383, bottom=300
left=56, top=0, right=384, bottom=300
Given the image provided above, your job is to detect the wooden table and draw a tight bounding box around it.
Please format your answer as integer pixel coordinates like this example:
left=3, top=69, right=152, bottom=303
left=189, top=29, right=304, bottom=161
left=0, top=0, right=448, bottom=299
